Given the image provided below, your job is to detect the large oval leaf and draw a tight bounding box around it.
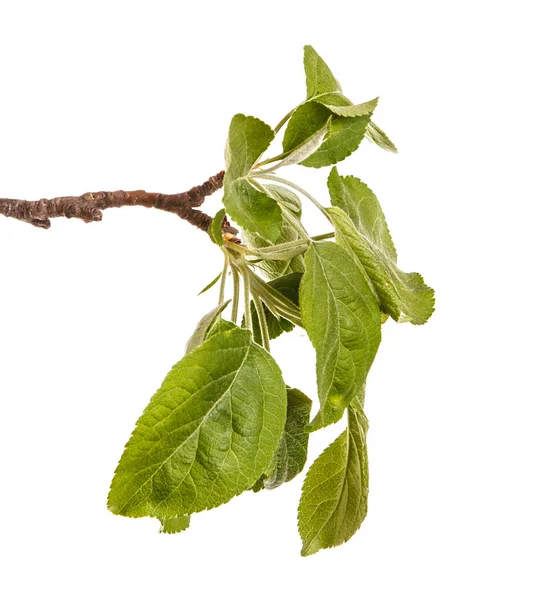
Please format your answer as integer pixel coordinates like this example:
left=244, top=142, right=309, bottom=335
left=108, top=326, right=287, bottom=518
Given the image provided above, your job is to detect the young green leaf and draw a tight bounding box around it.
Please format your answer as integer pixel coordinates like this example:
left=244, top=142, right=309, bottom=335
left=223, top=114, right=282, bottom=241
left=108, top=325, right=287, bottom=518
left=327, top=168, right=435, bottom=324
left=298, top=406, right=369, bottom=556
left=185, top=300, right=231, bottom=354
left=263, top=388, right=312, bottom=490
left=272, top=118, right=331, bottom=169
left=283, top=102, right=372, bottom=168
left=312, top=93, right=379, bottom=118
left=250, top=271, right=303, bottom=328
left=210, top=208, right=226, bottom=246
left=159, top=515, right=190, bottom=534
left=225, top=114, right=275, bottom=178
left=243, top=184, right=306, bottom=278
left=366, top=121, right=398, bottom=153
left=247, top=239, right=308, bottom=262
left=197, top=272, right=222, bottom=296
left=205, top=316, right=237, bottom=338
left=283, top=103, right=330, bottom=156
left=301, top=114, right=371, bottom=167
left=248, top=272, right=302, bottom=345
left=300, top=242, right=381, bottom=429
left=266, top=184, right=303, bottom=215
left=304, top=45, right=342, bottom=98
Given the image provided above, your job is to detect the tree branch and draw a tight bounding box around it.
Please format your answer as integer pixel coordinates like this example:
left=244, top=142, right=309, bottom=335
left=0, top=170, right=238, bottom=236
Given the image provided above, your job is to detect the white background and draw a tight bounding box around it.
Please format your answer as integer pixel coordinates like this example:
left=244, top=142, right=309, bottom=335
left=0, top=1, right=538, bottom=598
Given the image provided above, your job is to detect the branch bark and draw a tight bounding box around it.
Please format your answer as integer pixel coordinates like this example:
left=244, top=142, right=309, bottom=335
left=0, top=171, right=238, bottom=235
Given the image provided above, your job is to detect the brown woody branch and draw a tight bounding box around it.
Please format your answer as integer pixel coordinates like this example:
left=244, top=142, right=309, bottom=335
left=0, top=171, right=238, bottom=236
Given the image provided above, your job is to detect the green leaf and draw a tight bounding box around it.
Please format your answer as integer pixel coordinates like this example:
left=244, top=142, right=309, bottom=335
left=298, top=406, right=369, bottom=556
left=225, top=114, right=275, bottom=179
left=366, top=121, right=398, bottom=153
left=206, top=317, right=237, bottom=338
left=223, top=114, right=282, bottom=241
left=273, top=118, right=331, bottom=169
left=248, top=272, right=302, bottom=345
left=299, top=242, right=381, bottom=429
left=197, top=272, right=222, bottom=296
left=243, top=184, right=306, bottom=279
left=108, top=325, right=287, bottom=518
left=266, top=184, right=303, bottom=215
left=210, top=208, right=226, bottom=246
left=327, top=168, right=435, bottom=324
left=159, top=515, right=190, bottom=534
left=185, top=300, right=231, bottom=354
left=224, top=179, right=282, bottom=243
left=249, top=272, right=303, bottom=328
left=247, top=239, right=308, bottom=262
left=283, top=103, right=330, bottom=156
left=251, top=475, right=266, bottom=493
left=313, top=93, right=379, bottom=118
left=264, top=388, right=312, bottom=490
left=304, top=45, right=342, bottom=98
left=283, top=103, right=371, bottom=169
left=302, top=115, right=371, bottom=168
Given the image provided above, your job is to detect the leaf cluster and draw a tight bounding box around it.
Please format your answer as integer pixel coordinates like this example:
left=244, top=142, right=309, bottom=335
left=107, top=46, right=435, bottom=555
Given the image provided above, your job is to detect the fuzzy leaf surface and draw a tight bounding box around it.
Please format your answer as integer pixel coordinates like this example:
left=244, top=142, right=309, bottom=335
left=298, top=406, right=369, bottom=556
left=327, top=168, right=434, bottom=324
left=108, top=326, right=287, bottom=518
left=300, top=242, right=380, bottom=429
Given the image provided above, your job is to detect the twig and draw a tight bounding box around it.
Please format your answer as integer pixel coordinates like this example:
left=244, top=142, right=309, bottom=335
left=0, top=171, right=238, bottom=236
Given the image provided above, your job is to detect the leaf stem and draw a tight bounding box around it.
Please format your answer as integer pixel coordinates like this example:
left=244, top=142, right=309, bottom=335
left=218, top=252, right=229, bottom=304
left=242, top=266, right=253, bottom=332
left=252, top=293, right=271, bottom=351
left=274, top=107, right=296, bottom=134
left=311, top=231, right=335, bottom=241
left=256, top=150, right=289, bottom=168
left=231, top=267, right=241, bottom=324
